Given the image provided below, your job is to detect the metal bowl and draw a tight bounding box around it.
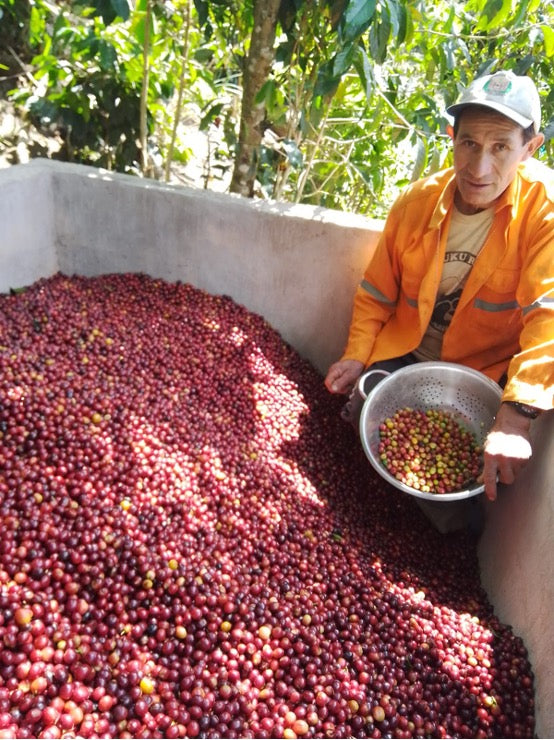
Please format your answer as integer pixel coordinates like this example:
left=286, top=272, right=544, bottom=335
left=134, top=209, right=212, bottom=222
left=358, top=362, right=502, bottom=502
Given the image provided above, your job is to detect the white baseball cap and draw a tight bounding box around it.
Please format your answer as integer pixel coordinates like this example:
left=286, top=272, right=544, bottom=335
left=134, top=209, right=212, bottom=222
left=447, top=70, right=541, bottom=134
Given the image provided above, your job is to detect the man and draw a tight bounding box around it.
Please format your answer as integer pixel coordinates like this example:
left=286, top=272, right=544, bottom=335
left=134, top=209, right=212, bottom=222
left=325, top=70, right=553, bottom=507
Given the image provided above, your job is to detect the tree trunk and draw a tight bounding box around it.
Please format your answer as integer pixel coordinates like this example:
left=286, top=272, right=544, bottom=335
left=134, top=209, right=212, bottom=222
left=139, top=0, right=153, bottom=176
left=229, top=0, right=281, bottom=197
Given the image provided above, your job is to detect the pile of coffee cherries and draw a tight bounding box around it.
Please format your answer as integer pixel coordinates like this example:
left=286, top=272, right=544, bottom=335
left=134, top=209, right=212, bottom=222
left=378, top=408, right=483, bottom=494
left=0, top=273, right=534, bottom=738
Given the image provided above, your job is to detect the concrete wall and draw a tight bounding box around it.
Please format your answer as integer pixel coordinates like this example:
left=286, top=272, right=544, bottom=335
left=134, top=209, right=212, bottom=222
left=0, top=163, right=57, bottom=291
left=479, top=412, right=554, bottom=736
left=1, top=160, right=553, bottom=737
left=48, top=161, right=379, bottom=376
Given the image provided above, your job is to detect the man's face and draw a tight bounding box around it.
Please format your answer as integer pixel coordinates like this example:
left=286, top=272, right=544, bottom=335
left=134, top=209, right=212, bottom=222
left=451, top=107, right=542, bottom=214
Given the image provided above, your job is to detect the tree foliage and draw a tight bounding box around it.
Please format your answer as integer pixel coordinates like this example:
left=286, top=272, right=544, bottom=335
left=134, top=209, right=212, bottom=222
left=2, top=0, right=553, bottom=216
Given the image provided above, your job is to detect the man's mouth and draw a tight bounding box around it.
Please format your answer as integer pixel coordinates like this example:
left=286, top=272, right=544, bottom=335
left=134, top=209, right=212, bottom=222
left=465, top=179, right=490, bottom=190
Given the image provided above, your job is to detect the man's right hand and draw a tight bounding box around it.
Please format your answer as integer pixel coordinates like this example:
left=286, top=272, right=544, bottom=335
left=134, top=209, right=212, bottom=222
left=324, top=359, right=365, bottom=395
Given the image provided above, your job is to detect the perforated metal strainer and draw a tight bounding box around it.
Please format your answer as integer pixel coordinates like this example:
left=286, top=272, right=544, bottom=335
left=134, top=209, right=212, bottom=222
left=358, top=361, right=503, bottom=501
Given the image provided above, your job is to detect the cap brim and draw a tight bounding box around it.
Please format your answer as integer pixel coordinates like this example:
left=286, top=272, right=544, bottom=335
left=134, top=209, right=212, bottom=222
left=446, top=101, right=534, bottom=130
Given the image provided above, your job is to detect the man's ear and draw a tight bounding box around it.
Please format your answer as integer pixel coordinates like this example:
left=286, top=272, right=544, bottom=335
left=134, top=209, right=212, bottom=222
left=446, top=124, right=455, bottom=141
left=523, top=132, right=545, bottom=160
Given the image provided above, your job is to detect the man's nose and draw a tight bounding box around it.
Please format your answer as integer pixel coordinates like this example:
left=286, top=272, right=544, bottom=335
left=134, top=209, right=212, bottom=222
left=468, top=151, right=493, bottom=178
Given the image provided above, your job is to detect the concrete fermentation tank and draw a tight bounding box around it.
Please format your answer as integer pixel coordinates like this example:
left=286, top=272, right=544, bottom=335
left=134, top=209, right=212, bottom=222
left=1, top=160, right=552, bottom=736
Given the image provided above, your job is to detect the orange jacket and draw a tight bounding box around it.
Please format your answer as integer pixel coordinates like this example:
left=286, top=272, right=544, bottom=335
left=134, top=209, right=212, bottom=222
left=343, top=160, right=554, bottom=410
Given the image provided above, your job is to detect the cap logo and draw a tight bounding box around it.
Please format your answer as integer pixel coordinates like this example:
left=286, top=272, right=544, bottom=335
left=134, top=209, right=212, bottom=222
left=483, top=76, right=512, bottom=96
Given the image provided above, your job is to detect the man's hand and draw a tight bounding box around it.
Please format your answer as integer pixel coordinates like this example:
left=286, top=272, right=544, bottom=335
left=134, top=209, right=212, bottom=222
left=324, top=359, right=365, bottom=395
left=480, top=403, right=533, bottom=501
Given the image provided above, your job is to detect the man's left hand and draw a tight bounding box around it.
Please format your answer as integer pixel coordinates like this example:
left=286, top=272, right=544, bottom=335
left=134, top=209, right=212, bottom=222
left=479, top=403, right=533, bottom=501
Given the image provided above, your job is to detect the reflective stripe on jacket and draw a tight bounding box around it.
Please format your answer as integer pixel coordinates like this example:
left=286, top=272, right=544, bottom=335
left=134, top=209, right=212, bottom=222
left=343, top=159, right=554, bottom=410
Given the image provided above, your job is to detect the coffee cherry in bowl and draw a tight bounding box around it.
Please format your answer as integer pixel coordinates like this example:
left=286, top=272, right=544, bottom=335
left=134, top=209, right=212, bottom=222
left=378, top=407, right=483, bottom=494
left=358, top=362, right=503, bottom=502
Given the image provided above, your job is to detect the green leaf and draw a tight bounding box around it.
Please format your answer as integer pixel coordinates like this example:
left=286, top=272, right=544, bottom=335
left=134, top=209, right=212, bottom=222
left=326, top=0, right=350, bottom=30
left=194, top=48, right=214, bottom=64
left=440, top=4, right=455, bottom=34
left=313, top=60, right=341, bottom=99
left=133, top=14, right=146, bottom=47
left=410, top=137, right=427, bottom=182
left=278, top=0, right=297, bottom=33
left=111, top=0, right=131, bottom=22
left=199, top=102, right=224, bottom=131
left=542, top=25, right=554, bottom=57
left=275, top=37, right=295, bottom=66
left=352, top=46, right=374, bottom=99
left=91, top=0, right=116, bottom=26
left=255, top=79, right=278, bottom=112
left=160, top=80, right=174, bottom=99
left=395, top=2, right=409, bottom=45
left=51, top=12, right=70, bottom=40
left=369, top=14, right=391, bottom=64
left=384, top=0, right=400, bottom=41
left=193, top=0, right=209, bottom=28
left=513, top=55, right=536, bottom=76
left=79, top=35, right=99, bottom=57
left=512, top=0, right=531, bottom=26
left=475, top=0, right=511, bottom=30
left=282, top=139, right=303, bottom=169
left=332, top=43, right=355, bottom=77
left=29, top=98, right=61, bottom=126
left=340, top=0, right=377, bottom=44
left=428, top=145, right=443, bottom=175
left=543, top=119, right=554, bottom=142
left=99, top=40, right=118, bottom=70
left=29, top=5, right=46, bottom=46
